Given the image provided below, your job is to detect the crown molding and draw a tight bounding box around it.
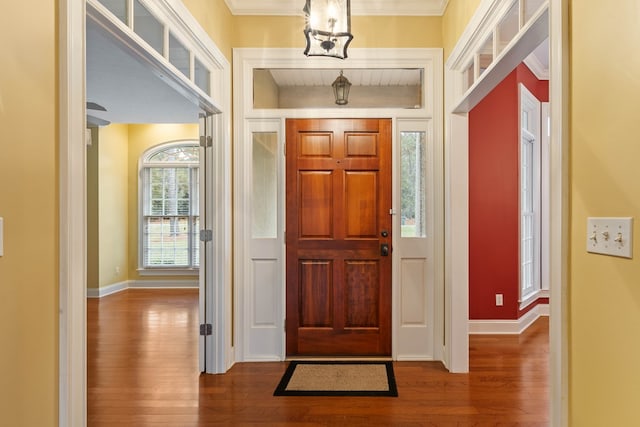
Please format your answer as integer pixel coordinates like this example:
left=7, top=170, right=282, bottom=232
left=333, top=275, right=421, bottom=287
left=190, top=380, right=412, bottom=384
left=523, top=53, right=550, bottom=81
left=224, top=0, right=449, bottom=16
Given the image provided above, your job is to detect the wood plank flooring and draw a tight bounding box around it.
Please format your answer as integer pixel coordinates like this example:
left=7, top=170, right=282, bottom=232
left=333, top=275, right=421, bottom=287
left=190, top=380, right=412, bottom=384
left=88, top=289, right=549, bottom=426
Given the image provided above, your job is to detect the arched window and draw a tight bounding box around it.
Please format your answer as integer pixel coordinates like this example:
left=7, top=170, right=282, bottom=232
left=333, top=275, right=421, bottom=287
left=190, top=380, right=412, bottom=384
left=139, top=141, right=199, bottom=270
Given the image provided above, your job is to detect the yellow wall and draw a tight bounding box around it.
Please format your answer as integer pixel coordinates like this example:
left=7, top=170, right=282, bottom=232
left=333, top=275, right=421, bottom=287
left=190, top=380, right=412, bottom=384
left=14, top=0, right=639, bottom=424
left=232, top=15, right=442, bottom=49
left=127, top=124, right=199, bottom=281
left=89, top=124, right=199, bottom=289
left=87, top=129, right=100, bottom=288
left=442, top=0, right=482, bottom=61
left=0, top=1, right=58, bottom=425
left=98, top=124, right=130, bottom=287
left=570, top=0, right=640, bottom=424
left=352, top=16, right=442, bottom=48
left=182, top=0, right=233, bottom=61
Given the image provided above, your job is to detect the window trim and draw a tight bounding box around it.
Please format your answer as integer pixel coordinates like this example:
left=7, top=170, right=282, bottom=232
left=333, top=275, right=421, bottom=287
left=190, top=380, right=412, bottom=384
left=519, top=84, right=541, bottom=309
left=138, top=140, right=200, bottom=273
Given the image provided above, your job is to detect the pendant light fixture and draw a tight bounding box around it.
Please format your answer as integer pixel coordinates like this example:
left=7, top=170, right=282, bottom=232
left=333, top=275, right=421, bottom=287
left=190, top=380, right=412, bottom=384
left=303, top=0, right=353, bottom=59
left=332, top=70, right=351, bottom=105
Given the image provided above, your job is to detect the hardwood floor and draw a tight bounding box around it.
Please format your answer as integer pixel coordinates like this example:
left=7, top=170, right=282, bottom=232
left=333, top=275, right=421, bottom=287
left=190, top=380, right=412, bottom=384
left=88, top=289, right=549, bottom=426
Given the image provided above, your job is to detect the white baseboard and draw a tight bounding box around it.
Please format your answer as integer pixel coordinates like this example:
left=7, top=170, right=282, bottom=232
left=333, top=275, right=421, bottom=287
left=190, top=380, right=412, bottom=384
left=86, top=281, right=128, bottom=298
left=128, top=279, right=198, bottom=289
left=87, top=280, right=198, bottom=298
left=469, top=303, right=549, bottom=335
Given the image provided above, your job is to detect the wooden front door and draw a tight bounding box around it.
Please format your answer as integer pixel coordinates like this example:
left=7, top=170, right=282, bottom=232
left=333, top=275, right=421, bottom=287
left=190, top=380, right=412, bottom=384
left=285, top=118, right=392, bottom=356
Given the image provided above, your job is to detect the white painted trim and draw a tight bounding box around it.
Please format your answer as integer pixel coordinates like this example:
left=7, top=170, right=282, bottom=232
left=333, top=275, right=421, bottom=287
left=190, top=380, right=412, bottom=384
left=224, top=0, right=449, bottom=16
left=537, top=303, right=550, bottom=316
left=540, top=102, right=551, bottom=292
left=549, top=0, right=570, bottom=424
left=443, top=112, right=469, bottom=373
left=236, top=48, right=439, bottom=120
left=519, top=289, right=542, bottom=310
left=87, top=281, right=128, bottom=298
left=233, top=47, right=444, bottom=363
left=446, top=0, right=507, bottom=69
left=137, top=268, right=199, bottom=276
left=86, top=0, right=223, bottom=114
left=129, top=279, right=199, bottom=289
left=86, top=280, right=199, bottom=297
left=468, top=304, right=549, bottom=334
left=523, top=53, right=550, bottom=80
left=519, top=83, right=542, bottom=309
left=59, top=0, right=87, bottom=426
left=447, top=0, right=549, bottom=113
left=136, top=139, right=200, bottom=273
left=393, top=119, right=439, bottom=362
left=62, top=0, right=233, bottom=423
left=444, top=0, right=568, bottom=422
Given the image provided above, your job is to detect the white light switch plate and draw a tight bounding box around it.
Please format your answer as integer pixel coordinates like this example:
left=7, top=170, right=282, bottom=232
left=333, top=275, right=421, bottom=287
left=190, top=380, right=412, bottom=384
left=586, top=217, right=633, bottom=258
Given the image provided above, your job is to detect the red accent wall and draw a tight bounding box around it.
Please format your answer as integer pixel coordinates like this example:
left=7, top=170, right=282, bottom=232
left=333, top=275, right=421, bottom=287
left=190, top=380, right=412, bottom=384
left=469, top=64, right=549, bottom=320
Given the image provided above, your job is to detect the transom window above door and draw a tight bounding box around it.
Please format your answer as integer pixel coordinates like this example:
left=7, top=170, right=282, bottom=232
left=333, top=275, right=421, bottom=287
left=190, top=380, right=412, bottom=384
left=253, top=68, right=424, bottom=109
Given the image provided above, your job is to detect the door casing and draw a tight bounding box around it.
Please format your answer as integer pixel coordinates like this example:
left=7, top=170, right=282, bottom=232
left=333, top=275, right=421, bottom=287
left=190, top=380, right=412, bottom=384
left=232, top=48, right=444, bottom=364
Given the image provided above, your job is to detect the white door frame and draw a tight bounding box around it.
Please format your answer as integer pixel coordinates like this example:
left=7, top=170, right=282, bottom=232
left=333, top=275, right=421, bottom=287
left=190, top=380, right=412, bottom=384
left=232, top=48, right=444, bottom=363
left=59, top=0, right=232, bottom=425
left=444, top=0, right=568, bottom=424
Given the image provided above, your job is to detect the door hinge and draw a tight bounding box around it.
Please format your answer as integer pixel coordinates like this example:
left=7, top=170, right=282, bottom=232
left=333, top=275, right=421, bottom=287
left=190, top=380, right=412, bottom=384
left=199, top=135, right=213, bottom=148
left=200, top=229, right=213, bottom=242
left=200, top=323, right=213, bottom=336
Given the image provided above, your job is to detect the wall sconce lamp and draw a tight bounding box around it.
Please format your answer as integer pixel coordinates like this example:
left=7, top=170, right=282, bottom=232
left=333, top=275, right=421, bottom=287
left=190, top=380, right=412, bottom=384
left=303, top=0, right=353, bottom=59
left=332, top=70, right=351, bottom=105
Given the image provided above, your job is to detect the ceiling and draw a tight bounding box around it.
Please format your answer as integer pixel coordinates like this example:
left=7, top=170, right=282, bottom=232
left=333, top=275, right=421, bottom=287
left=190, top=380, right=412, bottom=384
left=86, top=19, right=203, bottom=124
left=268, top=68, right=423, bottom=87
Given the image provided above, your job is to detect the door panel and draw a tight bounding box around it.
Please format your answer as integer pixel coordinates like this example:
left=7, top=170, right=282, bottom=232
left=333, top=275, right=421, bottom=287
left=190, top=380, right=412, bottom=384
left=299, top=171, right=333, bottom=238
left=286, top=118, right=392, bottom=356
left=344, top=171, right=377, bottom=237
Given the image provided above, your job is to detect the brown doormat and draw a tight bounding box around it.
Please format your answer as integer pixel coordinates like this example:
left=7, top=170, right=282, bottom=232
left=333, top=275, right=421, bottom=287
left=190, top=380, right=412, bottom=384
left=273, top=361, right=398, bottom=397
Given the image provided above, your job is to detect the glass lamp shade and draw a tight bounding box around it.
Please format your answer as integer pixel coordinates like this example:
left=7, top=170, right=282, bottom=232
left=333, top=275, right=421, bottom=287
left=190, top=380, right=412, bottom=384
left=303, top=0, right=353, bottom=59
left=332, top=71, right=352, bottom=105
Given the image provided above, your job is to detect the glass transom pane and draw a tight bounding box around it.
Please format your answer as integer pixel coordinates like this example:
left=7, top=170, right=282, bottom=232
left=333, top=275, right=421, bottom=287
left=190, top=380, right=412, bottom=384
left=148, top=145, right=199, bottom=163
left=169, top=32, right=190, bottom=79
left=96, top=0, right=127, bottom=24
left=133, top=0, right=164, bottom=55
left=194, top=57, right=211, bottom=95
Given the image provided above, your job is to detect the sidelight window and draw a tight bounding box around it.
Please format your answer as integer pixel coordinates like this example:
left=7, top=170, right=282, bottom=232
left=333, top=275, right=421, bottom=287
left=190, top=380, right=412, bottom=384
left=400, top=131, right=427, bottom=238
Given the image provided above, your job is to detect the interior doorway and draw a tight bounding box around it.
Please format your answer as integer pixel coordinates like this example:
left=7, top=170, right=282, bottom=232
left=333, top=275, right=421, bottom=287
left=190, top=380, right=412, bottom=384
left=59, top=1, right=232, bottom=424
left=285, top=118, right=393, bottom=356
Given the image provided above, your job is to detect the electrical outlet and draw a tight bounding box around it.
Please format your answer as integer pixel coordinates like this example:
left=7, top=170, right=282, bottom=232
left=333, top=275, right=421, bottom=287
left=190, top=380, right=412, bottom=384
left=115, top=266, right=120, bottom=275
left=496, top=294, right=503, bottom=306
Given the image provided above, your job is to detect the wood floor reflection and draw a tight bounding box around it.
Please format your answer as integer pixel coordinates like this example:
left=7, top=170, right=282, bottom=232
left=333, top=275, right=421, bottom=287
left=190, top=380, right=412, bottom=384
left=88, top=289, right=549, bottom=426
